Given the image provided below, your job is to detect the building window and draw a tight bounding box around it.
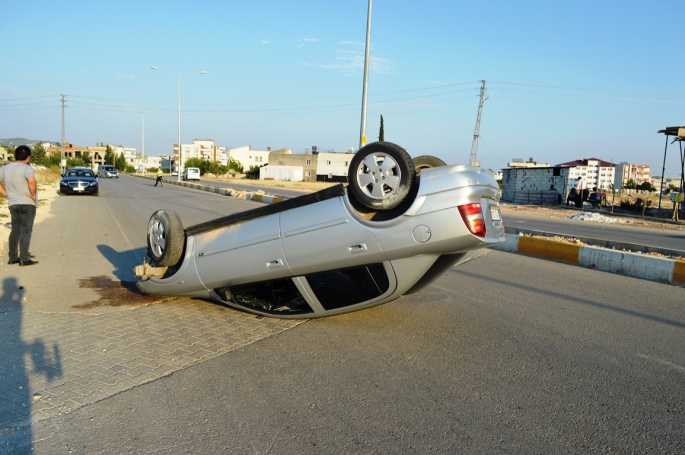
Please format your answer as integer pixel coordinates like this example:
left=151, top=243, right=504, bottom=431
left=327, top=161, right=331, bottom=165
left=306, top=159, right=311, bottom=166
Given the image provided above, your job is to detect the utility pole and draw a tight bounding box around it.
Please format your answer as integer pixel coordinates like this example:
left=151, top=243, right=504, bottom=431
left=469, top=80, right=487, bottom=167
left=60, top=94, right=67, bottom=174
left=358, top=0, right=373, bottom=151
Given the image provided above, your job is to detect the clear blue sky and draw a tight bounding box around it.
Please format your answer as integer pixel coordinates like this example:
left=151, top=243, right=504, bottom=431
left=2, top=0, right=684, bottom=177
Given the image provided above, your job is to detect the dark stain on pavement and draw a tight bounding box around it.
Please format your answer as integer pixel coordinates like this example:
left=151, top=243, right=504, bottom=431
left=73, top=275, right=168, bottom=309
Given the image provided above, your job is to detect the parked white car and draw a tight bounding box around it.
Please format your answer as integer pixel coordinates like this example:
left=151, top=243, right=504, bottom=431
left=182, top=167, right=200, bottom=181
left=135, top=142, right=505, bottom=319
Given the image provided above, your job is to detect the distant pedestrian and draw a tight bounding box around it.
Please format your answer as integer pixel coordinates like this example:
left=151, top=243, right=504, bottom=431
left=576, top=177, right=587, bottom=208
left=0, top=145, right=39, bottom=266
left=155, top=168, right=164, bottom=187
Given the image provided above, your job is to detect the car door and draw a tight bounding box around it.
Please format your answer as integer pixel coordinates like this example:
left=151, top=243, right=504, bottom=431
left=280, top=197, right=387, bottom=276
left=192, top=213, right=291, bottom=290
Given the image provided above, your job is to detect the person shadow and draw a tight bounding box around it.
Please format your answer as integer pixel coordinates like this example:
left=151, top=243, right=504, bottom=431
left=96, top=244, right=147, bottom=283
left=0, top=277, right=62, bottom=454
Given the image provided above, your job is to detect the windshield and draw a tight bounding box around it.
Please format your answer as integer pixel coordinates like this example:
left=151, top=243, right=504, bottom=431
left=66, top=170, right=95, bottom=178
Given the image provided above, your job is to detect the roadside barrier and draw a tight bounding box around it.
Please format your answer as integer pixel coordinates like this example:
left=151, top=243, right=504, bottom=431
left=134, top=174, right=285, bottom=204
left=493, top=233, right=685, bottom=286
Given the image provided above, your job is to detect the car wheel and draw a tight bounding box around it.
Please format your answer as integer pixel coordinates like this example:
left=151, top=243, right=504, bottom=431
left=147, top=210, right=185, bottom=267
left=413, top=155, right=447, bottom=175
left=348, top=142, right=414, bottom=210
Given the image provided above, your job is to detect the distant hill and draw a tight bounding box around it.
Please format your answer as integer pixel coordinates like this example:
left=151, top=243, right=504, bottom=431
left=0, top=138, right=58, bottom=147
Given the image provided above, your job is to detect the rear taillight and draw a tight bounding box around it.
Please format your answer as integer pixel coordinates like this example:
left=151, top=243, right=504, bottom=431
left=458, top=202, right=486, bottom=237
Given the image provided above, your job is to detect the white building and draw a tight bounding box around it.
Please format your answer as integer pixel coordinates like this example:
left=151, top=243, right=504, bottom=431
left=228, top=146, right=285, bottom=172
left=315, top=152, right=353, bottom=181
left=557, top=158, right=615, bottom=190
left=179, top=139, right=228, bottom=167
left=614, top=162, right=650, bottom=189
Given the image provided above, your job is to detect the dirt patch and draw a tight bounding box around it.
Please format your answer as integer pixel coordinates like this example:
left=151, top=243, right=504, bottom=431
left=74, top=275, right=169, bottom=309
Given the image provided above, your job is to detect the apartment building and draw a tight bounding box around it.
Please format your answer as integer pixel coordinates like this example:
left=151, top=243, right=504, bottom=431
left=558, top=158, right=615, bottom=190
left=179, top=139, right=228, bottom=167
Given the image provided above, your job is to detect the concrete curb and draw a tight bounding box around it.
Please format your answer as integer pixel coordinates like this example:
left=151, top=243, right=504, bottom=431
left=493, top=233, right=685, bottom=286
left=134, top=174, right=286, bottom=204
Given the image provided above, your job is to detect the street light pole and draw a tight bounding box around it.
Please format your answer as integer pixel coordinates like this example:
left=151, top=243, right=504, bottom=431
left=151, top=66, right=206, bottom=181
left=127, top=107, right=158, bottom=173
left=359, top=0, right=373, bottom=151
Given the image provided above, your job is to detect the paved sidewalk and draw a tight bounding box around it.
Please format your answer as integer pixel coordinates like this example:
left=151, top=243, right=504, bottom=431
left=0, top=297, right=303, bottom=430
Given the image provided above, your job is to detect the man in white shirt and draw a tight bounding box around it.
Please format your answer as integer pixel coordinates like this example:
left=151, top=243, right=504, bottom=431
left=0, top=145, right=38, bottom=266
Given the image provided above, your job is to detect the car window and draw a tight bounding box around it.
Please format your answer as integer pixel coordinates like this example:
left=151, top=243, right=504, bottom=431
left=224, top=278, right=313, bottom=315
left=306, top=264, right=390, bottom=310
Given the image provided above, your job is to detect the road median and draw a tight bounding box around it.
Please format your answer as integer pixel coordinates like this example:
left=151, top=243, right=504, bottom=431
left=493, top=233, right=685, bottom=286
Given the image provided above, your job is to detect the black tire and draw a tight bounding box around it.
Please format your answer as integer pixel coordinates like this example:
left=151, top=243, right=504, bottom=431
left=413, top=155, right=446, bottom=175
left=348, top=142, right=415, bottom=210
left=147, top=210, right=185, bottom=267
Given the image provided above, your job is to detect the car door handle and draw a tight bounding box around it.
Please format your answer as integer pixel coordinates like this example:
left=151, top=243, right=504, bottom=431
left=347, top=243, right=368, bottom=254
left=266, top=259, right=283, bottom=268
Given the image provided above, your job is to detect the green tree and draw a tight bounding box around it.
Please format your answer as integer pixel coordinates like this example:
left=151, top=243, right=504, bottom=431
left=228, top=157, right=243, bottom=173
left=115, top=152, right=126, bottom=171
left=82, top=151, right=92, bottom=166
left=245, top=164, right=263, bottom=179
left=624, top=179, right=636, bottom=189
left=378, top=115, right=385, bottom=142
left=31, top=143, right=49, bottom=166
left=184, top=157, right=207, bottom=174
left=638, top=181, right=654, bottom=192
left=104, top=145, right=115, bottom=165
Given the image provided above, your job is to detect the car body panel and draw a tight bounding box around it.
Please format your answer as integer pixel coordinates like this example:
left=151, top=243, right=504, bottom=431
left=136, top=164, right=505, bottom=318
left=280, top=197, right=387, bottom=276
left=193, top=213, right=292, bottom=288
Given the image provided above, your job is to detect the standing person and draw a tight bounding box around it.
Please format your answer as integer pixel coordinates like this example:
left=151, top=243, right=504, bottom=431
left=155, top=168, right=164, bottom=187
left=549, top=184, right=562, bottom=205
left=0, top=145, right=38, bottom=266
left=576, top=177, right=587, bottom=208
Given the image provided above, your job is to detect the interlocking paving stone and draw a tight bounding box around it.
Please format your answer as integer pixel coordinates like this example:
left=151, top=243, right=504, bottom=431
left=0, top=299, right=303, bottom=428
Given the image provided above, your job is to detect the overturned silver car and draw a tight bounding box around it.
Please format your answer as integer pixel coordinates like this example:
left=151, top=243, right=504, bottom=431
left=135, top=142, right=505, bottom=318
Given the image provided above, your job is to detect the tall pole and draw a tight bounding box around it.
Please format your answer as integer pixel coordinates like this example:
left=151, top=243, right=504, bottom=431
left=358, top=0, right=373, bottom=151
left=658, top=134, right=668, bottom=213
left=177, top=75, right=182, bottom=181
left=127, top=107, right=157, bottom=173
left=469, top=80, right=487, bottom=166
left=60, top=94, right=66, bottom=174
left=151, top=66, right=205, bottom=181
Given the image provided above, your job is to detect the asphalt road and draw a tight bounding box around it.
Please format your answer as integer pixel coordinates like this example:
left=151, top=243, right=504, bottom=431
left=29, top=252, right=685, bottom=454
left=5, top=176, right=685, bottom=453
left=503, top=211, right=685, bottom=253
